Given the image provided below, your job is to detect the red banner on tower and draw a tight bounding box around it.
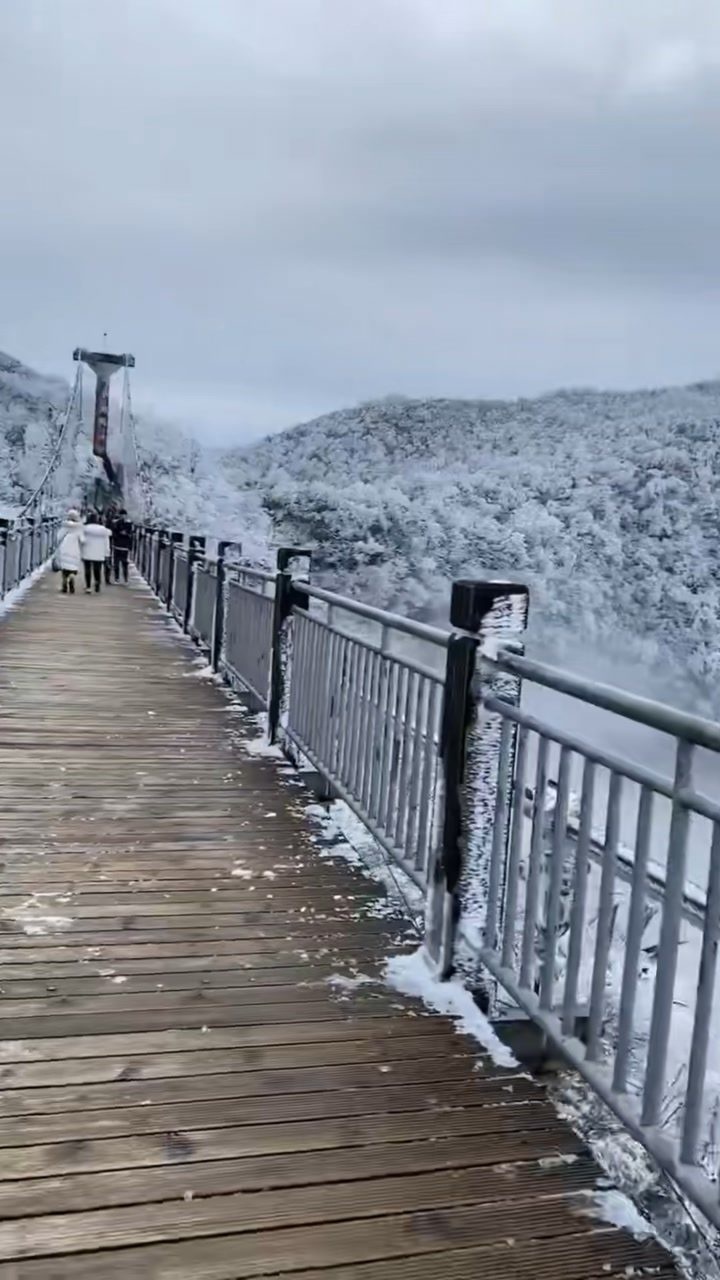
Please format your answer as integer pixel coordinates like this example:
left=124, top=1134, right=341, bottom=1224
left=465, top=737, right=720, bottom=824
left=93, top=376, right=110, bottom=457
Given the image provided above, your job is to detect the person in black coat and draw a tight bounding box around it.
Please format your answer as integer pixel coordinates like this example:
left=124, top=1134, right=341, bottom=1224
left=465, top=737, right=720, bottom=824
left=111, top=509, right=133, bottom=583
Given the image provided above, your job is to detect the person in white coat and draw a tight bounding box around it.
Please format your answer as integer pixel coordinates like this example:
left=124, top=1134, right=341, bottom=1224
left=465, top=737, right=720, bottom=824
left=82, top=513, right=112, bottom=594
left=56, top=509, right=85, bottom=595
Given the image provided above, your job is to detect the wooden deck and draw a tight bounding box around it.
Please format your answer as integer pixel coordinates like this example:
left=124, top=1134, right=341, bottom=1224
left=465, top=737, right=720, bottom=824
left=0, top=572, right=677, bottom=1277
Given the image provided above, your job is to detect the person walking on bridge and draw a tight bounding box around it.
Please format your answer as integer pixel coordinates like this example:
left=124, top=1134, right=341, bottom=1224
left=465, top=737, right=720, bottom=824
left=55, top=509, right=84, bottom=595
left=111, top=508, right=133, bottom=583
left=82, top=513, right=111, bottom=594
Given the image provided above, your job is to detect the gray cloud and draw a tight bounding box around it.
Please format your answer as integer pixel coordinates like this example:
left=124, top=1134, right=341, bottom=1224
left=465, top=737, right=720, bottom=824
left=2, top=0, right=720, bottom=442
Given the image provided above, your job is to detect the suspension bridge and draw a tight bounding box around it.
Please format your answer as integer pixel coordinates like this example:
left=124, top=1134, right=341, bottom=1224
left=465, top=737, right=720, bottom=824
left=0, top=353, right=715, bottom=1276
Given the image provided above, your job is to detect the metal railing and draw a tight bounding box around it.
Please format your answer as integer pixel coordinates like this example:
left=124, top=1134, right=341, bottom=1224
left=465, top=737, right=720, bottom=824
left=285, top=586, right=447, bottom=890
left=223, top=569, right=275, bottom=707
left=0, top=517, right=59, bottom=599
left=190, top=560, right=217, bottom=649
left=468, top=647, right=720, bottom=1226
left=171, top=549, right=190, bottom=626
left=134, top=531, right=720, bottom=1229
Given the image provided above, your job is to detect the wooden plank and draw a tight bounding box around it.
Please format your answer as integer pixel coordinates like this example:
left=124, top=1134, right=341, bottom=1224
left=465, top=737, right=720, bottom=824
left=0, top=1053, right=489, bottom=1116
left=0, top=984, right=399, bottom=1020
left=0, top=1079, right=541, bottom=1148
left=0, top=963, right=380, bottom=997
left=0, top=1162, right=600, bottom=1260
left=0, top=1102, right=565, bottom=1180
left=0, top=1034, right=473, bottom=1090
left=0, top=576, right=677, bottom=1279
left=254, top=1235, right=677, bottom=1280
left=0, top=1131, right=586, bottom=1217
left=0, top=1204, right=675, bottom=1278
left=0, top=1017, right=450, bottom=1064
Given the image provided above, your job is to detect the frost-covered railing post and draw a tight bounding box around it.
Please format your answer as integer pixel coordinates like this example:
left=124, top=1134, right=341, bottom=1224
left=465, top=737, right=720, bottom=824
left=424, top=579, right=529, bottom=979
left=154, top=529, right=168, bottom=598
left=268, top=548, right=311, bottom=746
left=0, top=519, right=8, bottom=599
left=212, top=541, right=243, bottom=673
left=184, top=535, right=206, bottom=635
left=212, top=540, right=230, bottom=673
left=166, top=532, right=183, bottom=611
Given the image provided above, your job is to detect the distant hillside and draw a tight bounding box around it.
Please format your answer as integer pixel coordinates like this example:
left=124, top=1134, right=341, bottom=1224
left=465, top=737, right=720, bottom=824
left=226, top=386, right=720, bottom=701
left=0, top=351, right=73, bottom=515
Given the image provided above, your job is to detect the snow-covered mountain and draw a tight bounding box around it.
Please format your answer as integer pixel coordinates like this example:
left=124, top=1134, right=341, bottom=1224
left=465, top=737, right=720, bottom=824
left=226, top=387, right=720, bottom=705
left=5, top=348, right=720, bottom=708
left=0, top=351, right=72, bottom=516
left=0, top=351, right=271, bottom=562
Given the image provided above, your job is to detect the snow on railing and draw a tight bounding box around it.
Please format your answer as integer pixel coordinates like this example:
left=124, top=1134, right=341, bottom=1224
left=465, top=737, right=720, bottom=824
left=134, top=528, right=720, bottom=1232
left=0, top=516, right=60, bottom=601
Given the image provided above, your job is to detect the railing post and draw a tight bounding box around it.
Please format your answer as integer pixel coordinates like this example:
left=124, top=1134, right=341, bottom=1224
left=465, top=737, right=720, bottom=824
left=212, top=540, right=232, bottom=672
left=167, top=532, right=183, bottom=611
left=0, top=520, right=8, bottom=599
left=425, top=578, right=529, bottom=979
left=154, top=529, right=167, bottom=596
left=184, top=535, right=205, bottom=634
left=268, top=547, right=311, bottom=745
left=144, top=526, right=153, bottom=579
left=268, top=570, right=293, bottom=745
left=140, top=526, right=150, bottom=577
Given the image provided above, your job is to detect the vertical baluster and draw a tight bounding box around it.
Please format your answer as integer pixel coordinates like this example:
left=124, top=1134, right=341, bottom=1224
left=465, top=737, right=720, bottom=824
left=403, top=675, right=428, bottom=864
left=562, top=758, right=596, bottom=1036
left=361, top=650, right=382, bottom=814
left=539, top=745, right=573, bottom=1010
left=416, top=682, right=442, bottom=878
left=501, top=724, right=529, bottom=971
left=377, top=660, right=400, bottom=830
left=338, top=641, right=358, bottom=787
left=642, top=740, right=694, bottom=1125
left=330, top=634, right=348, bottom=775
left=396, top=671, right=421, bottom=851
left=681, top=822, right=720, bottom=1164
left=587, top=771, right=623, bottom=1061
left=485, top=717, right=514, bottom=953
left=351, top=644, right=370, bottom=798
left=613, top=785, right=654, bottom=1091
left=369, top=651, right=391, bottom=823
left=304, top=619, right=321, bottom=751
left=298, top=617, right=312, bottom=742
left=520, top=736, right=549, bottom=990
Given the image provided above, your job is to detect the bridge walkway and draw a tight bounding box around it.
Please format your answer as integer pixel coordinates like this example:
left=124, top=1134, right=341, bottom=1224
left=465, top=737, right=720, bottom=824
left=0, top=574, right=677, bottom=1277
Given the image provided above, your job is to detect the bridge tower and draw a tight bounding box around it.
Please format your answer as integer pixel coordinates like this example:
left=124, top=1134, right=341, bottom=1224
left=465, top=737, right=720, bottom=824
left=73, top=347, right=135, bottom=493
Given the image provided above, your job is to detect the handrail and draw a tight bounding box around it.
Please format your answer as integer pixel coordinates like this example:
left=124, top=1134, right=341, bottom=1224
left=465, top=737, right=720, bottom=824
left=133, top=527, right=720, bottom=1228
left=491, top=647, right=720, bottom=753
left=303, top=582, right=450, bottom=648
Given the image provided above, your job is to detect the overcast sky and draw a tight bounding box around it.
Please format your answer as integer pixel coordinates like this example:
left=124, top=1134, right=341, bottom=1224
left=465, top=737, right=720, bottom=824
left=2, top=0, right=720, bottom=443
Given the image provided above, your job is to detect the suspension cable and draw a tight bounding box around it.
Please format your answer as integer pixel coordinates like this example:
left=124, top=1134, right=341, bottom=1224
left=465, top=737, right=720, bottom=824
left=122, top=367, right=148, bottom=520
left=12, top=364, right=83, bottom=525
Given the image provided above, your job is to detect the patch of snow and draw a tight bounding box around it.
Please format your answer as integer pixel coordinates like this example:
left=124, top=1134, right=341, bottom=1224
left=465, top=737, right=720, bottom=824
left=384, top=947, right=518, bottom=1070
left=243, top=733, right=283, bottom=758
left=327, top=972, right=374, bottom=991
left=304, top=801, right=424, bottom=922
left=589, top=1190, right=655, bottom=1241
left=0, top=561, right=50, bottom=622
left=537, top=1153, right=579, bottom=1169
